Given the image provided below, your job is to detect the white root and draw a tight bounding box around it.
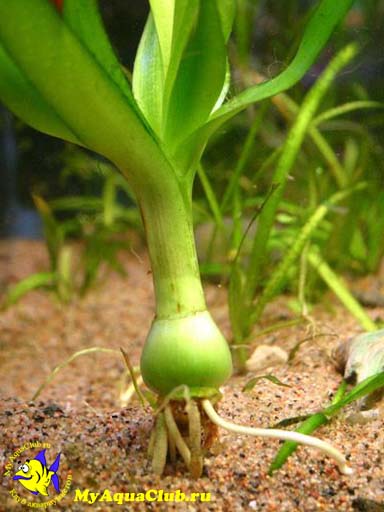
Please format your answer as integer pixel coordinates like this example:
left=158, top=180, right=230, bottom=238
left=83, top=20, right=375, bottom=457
left=202, top=399, right=353, bottom=476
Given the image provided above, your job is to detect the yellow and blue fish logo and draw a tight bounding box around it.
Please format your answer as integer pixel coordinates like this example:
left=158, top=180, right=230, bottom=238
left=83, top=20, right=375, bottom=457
left=13, top=449, right=61, bottom=496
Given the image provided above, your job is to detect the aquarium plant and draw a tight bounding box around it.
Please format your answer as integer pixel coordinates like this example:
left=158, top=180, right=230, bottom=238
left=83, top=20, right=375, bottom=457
left=0, top=0, right=355, bottom=476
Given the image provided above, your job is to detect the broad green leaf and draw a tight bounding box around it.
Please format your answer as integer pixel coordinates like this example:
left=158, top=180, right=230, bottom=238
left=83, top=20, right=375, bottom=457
left=217, top=0, right=236, bottom=42
left=0, top=42, right=80, bottom=144
left=164, top=0, right=227, bottom=146
left=161, top=0, right=234, bottom=122
left=63, top=0, right=136, bottom=109
left=212, top=0, right=355, bottom=123
left=148, top=0, right=176, bottom=77
left=134, top=0, right=233, bottom=143
left=0, top=0, right=169, bottom=185
left=174, top=0, right=355, bottom=172
left=133, top=1, right=199, bottom=137
left=132, top=14, right=164, bottom=135
left=162, top=0, right=199, bottom=120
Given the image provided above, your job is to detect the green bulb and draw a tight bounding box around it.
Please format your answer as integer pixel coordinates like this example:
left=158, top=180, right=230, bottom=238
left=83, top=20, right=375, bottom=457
left=140, top=311, right=233, bottom=395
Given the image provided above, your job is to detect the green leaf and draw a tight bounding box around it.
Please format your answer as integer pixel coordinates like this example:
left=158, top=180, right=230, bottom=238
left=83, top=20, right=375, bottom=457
left=175, top=0, right=355, bottom=172
left=268, top=412, right=329, bottom=474
left=162, top=0, right=199, bottom=119
left=308, top=248, right=377, bottom=332
left=217, top=0, right=236, bottom=42
left=133, top=1, right=199, bottom=137
left=62, top=0, right=136, bottom=108
left=135, top=0, right=233, bottom=152
left=269, top=373, right=384, bottom=473
left=213, top=0, right=355, bottom=122
left=148, top=0, right=177, bottom=77
left=0, top=42, right=80, bottom=143
left=33, top=195, right=62, bottom=272
left=2, top=272, right=56, bottom=309
left=243, top=374, right=291, bottom=392
left=323, top=371, right=384, bottom=417
left=49, top=196, right=103, bottom=212
left=228, top=264, right=246, bottom=342
left=163, top=0, right=227, bottom=146
left=132, top=14, right=164, bottom=135
left=0, top=0, right=167, bottom=185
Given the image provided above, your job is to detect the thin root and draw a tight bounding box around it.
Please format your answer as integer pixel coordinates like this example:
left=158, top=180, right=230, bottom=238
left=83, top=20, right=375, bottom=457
left=148, top=399, right=211, bottom=478
left=152, top=412, right=168, bottom=475
left=202, top=399, right=353, bottom=476
left=164, top=405, right=191, bottom=467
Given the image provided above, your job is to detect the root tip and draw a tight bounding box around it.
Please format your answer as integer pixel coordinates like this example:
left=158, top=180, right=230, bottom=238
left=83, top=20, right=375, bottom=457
left=340, top=464, right=353, bottom=476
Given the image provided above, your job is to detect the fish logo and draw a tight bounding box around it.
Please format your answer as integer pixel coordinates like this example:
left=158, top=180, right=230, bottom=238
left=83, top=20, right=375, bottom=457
left=13, top=449, right=61, bottom=496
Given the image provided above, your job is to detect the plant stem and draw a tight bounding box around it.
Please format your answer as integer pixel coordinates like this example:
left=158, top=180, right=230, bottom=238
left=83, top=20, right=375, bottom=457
left=137, top=178, right=206, bottom=320
left=138, top=177, right=233, bottom=395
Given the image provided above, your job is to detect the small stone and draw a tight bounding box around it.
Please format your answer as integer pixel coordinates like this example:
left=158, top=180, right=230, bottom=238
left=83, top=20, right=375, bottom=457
left=245, top=345, right=288, bottom=372
left=333, top=330, right=384, bottom=383
left=333, top=329, right=384, bottom=409
left=346, top=409, right=381, bottom=425
left=249, top=500, right=258, bottom=510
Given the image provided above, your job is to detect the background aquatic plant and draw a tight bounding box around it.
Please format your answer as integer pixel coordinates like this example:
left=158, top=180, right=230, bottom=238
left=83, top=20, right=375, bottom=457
left=0, top=0, right=357, bottom=476
left=2, top=158, right=136, bottom=307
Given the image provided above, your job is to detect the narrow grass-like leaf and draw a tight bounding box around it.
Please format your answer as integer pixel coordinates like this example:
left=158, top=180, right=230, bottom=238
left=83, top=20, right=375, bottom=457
left=251, top=184, right=366, bottom=324
left=269, top=373, right=384, bottom=473
left=197, top=164, right=224, bottom=228
left=243, top=374, right=291, bottom=392
left=57, top=245, right=73, bottom=302
left=212, top=0, right=355, bottom=123
left=269, top=91, right=349, bottom=188
left=288, top=333, right=339, bottom=363
left=120, top=348, right=147, bottom=407
left=272, top=415, right=311, bottom=429
left=268, top=412, right=329, bottom=474
left=228, top=265, right=246, bottom=342
left=323, top=372, right=384, bottom=417
left=244, top=44, right=358, bottom=312
left=331, top=380, right=347, bottom=405
left=33, top=195, right=62, bottom=271
left=2, top=272, right=55, bottom=310
left=221, top=102, right=269, bottom=213
left=307, top=248, right=377, bottom=332
left=312, top=101, right=384, bottom=127
left=50, top=197, right=103, bottom=212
